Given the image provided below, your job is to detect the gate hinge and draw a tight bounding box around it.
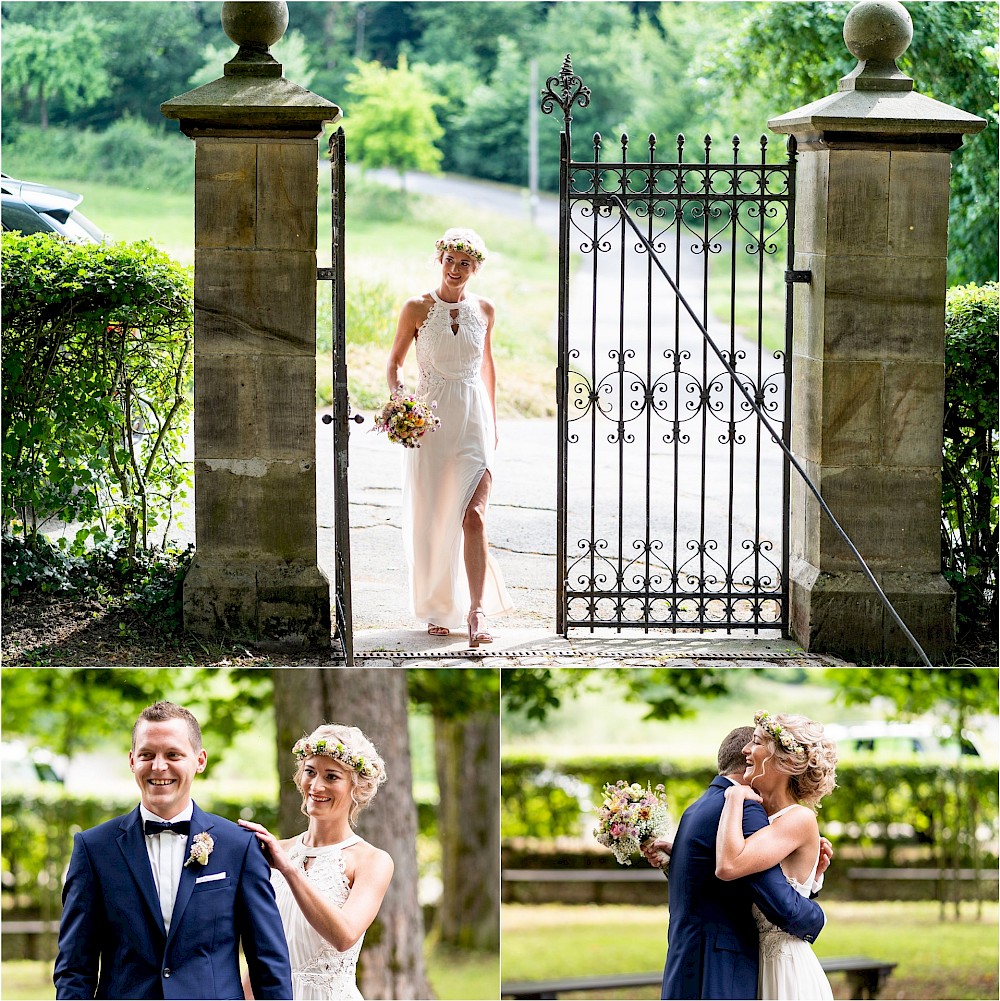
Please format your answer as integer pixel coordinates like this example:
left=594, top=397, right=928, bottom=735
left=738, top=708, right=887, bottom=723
left=784, top=269, right=812, bottom=284
left=317, top=267, right=335, bottom=281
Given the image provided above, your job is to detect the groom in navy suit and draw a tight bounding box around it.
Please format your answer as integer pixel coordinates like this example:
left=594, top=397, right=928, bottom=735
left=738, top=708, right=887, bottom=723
left=643, top=727, right=827, bottom=1000
left=54, top=701, right=291, bottom=1000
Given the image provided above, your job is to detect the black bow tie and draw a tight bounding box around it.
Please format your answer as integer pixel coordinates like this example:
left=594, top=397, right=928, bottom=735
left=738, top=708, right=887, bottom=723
left=144, top=819, right=191, bottom=837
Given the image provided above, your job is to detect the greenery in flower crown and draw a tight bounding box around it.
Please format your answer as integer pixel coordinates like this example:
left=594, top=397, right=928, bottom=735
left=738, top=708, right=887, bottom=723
left=292, top=737, right=376, bottom=778
left=754, top=710, right=806, bottom=757
left=435, top=238, right=485, bottom=263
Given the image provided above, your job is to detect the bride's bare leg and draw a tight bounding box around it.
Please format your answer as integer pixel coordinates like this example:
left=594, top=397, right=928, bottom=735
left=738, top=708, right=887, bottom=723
left=463, top=471, right=492, bottom=617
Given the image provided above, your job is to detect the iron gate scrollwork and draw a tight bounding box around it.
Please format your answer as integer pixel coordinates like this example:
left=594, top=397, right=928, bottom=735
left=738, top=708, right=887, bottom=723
left=543, top=56, right=797, bottom=635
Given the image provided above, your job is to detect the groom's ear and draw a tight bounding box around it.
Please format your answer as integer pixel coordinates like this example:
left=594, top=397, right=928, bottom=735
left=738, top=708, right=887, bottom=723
left=196, top=748, right=208, bottom=773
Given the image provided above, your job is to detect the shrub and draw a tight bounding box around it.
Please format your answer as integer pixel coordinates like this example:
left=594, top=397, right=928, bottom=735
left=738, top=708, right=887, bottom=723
left=1, top=233, right=193, bottom=562
left=942, top=282, right=999, bottom=632
left=501, top=755, right=1000, bottom=865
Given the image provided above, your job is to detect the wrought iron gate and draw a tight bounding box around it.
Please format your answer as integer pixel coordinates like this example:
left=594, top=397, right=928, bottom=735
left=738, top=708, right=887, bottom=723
left=543, top=58, right=798, bottom=635
left=320, top=127, right=362, bottom=663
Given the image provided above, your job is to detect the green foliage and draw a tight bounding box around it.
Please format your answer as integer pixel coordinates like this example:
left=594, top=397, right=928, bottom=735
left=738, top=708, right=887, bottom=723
left=1, top=233, right=193, bottom=558
left=709, top=1, right=999, bottom=284
left=2, top=123, right=194, bottom=195
left=344, top=55, right=445, bottom=181
left=942, top=283, right=999, bottom=631
left=501, top=755, right=1000, bottom=863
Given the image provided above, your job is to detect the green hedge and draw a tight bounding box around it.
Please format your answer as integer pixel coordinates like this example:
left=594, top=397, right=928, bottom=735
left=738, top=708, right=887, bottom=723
left=501, top=755, right=1000, bottom=863
left=1, top=234, right=193, bottom=560
left=1, top=789, right=437, bottom=918
left=943, top=281, right=999, bottom=631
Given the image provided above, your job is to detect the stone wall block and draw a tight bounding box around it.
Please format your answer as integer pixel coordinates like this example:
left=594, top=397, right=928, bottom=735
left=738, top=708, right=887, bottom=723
left=791, top=253, right=826, bottom=361
left=790, top=353, right=823, bottom=461
left=794, top=152, right=830, bottom=256
left=823, top=255, right=947, bottom=359
left=882, top=362, right=945, bottom=466
left=257, top=141, right=318, bottom=250
left=194, top=459, right=317, bottom=562
left=194, top=355, right=315, bottom=459
left=195, top=249, right=317, bottom=353
left=817, top=467, right=942, bottom=572
left=820, top=360, right=882, bottom=466
left=888, top=151, right=951, bottom=256
left=195, top=140, right=257, bottom=248
left=826, top=150, right=889, bottom=256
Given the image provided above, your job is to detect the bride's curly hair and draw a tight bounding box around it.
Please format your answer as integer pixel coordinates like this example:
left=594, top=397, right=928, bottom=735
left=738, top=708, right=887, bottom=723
left=293, top=723, right=387, bottom=826
left=758, top=714, right=838, bottom=809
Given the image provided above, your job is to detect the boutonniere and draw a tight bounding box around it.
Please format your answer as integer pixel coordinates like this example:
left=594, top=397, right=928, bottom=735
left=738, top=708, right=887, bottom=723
left=184, top=831, right=215, bottom=868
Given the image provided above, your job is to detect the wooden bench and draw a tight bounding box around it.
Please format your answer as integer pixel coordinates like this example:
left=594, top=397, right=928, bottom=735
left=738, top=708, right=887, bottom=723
left=501, top=956, right=896, bottom=1000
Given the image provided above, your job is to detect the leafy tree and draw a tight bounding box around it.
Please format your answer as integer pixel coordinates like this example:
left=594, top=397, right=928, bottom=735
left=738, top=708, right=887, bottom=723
left=0, top=668, right=183, bottom=759
left=708, top=0, right=999, bottom=284
left=409, top=669, right=499, bottom=951
left=1, top=11, right=111, bottom=129
left=343, top=54, right=444, bottom=187
left=826, top=666, right=999, bottom=918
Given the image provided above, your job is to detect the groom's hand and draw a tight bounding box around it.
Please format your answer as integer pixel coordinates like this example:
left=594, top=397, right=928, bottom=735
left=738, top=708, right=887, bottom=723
left=816, top=836, right=834, bottom=878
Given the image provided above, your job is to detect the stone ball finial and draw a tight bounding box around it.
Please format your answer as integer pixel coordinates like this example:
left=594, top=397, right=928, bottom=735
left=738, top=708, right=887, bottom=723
left=222, top=1, right=289, bottom=49
left=843, top=0, right=913, bottom=63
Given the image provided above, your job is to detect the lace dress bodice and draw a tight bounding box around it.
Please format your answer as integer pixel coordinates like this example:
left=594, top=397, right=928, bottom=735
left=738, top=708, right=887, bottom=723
left=414, top=291, right=488, bottom=401
left=272, top=834, right=364, bottom=1000
left=752, top=805, right=833, bottom=999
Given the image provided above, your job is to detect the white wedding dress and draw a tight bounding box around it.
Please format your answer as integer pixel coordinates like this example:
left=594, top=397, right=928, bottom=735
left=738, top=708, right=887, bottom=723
left=754, top=805, right=833, bottom=1000
left=402, top=290, right=513, bottom=629
left=271, top=835, right=365, bottom=1000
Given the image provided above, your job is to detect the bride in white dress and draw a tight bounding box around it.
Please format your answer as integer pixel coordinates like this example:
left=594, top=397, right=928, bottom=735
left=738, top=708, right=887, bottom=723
left=716, top=711, right=838, bottom=1001
left=386, top=227, right=513, bottom=645
left=239, top=724, right=393, bottom=1000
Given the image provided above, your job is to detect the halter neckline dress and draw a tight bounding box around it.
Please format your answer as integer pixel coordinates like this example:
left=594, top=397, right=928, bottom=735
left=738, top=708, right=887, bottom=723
left=401, top=290, right=513, bottom=629
left=271, top=834, right=365, bottom=1000
left=753, top=804, right=833, bottom=1000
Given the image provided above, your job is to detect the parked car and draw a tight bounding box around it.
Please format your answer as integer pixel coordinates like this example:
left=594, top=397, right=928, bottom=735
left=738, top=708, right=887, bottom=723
left=0, top=739, right=66, bottom=789
left=1, top=174, right=104, bottom=243
left=825, top=721, right=983, bottom=760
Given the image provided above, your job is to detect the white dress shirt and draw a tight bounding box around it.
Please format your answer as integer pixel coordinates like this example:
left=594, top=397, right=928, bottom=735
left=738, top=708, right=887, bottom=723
left=139, top=804, right=193, bottom=934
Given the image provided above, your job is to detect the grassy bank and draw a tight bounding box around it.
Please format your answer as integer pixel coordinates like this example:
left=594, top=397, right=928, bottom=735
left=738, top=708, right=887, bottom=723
left=3, top=165, right=559, bottom=419
left=501, top=901, right=999, bottom=1000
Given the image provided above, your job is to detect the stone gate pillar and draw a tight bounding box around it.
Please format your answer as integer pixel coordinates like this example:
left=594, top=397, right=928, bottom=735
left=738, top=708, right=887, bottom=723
left=769, top=0, right=986, bottom=663
left=162, top=2, right=340, bottom=646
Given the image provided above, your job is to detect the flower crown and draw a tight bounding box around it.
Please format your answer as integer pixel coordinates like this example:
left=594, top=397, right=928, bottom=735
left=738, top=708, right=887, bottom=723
left=292, top=737, right=376, bottom=778
left=435, top=238, right=485, bottom=263
left=754, top=710, right=806, bottom=757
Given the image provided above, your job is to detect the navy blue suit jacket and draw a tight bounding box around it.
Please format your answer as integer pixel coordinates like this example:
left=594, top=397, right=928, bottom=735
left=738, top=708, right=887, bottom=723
left=661, top=776, right=825, bottom=1000
left=54, top=803, right=292, bottom=1000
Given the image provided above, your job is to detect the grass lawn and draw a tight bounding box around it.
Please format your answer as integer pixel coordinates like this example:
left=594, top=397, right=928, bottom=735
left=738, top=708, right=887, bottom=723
left=501, top=901, right=1000, bottom=1000
left=0, top=942, right=498, bottom=1001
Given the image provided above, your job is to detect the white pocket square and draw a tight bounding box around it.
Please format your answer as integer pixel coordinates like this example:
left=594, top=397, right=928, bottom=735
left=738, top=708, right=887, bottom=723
left=195, top=871, right=227, bottom=884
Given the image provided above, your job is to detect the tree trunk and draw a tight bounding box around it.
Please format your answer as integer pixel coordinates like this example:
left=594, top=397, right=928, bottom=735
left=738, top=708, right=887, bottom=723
left=434, top=710, right=500, bottom=951
left=38, top=81, right=48, bottom=129
left=272, top=669, right=326, bottom=836
left=271, top=668, right=432, bottom=1000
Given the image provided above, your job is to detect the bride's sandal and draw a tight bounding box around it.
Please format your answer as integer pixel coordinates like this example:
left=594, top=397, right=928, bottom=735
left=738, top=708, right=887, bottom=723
left=428, top=624, right=450, bottom=637
left=467, top=609, right=493, bottom=648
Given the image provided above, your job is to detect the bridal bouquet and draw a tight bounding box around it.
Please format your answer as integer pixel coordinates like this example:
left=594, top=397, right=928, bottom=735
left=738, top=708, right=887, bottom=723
left=594, top=780, right=670, bottom=866
left=372, top=388, right=440, bottom=448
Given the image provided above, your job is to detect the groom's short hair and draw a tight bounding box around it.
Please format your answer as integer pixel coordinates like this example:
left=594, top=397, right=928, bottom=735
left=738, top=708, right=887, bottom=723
left=717, top=726, right=755, bottom=775
left=132, top=701, right=203, bottom=751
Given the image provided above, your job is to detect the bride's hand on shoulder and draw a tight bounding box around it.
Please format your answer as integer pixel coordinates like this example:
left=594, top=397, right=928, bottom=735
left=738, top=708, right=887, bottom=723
left=725, top=783, right=763, bottom=804
left=238, top=818, right=292, bottom=873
